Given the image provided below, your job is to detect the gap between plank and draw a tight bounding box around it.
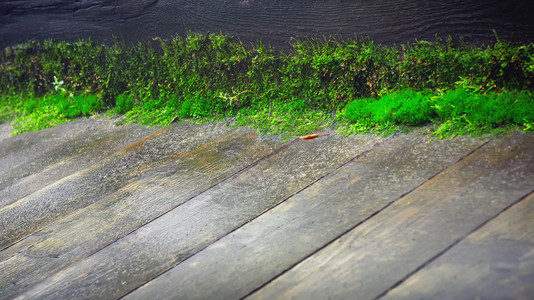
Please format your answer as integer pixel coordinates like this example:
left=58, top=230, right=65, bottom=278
left=26, top=137, right=297, bottom=292
left=239, top=139, right=490, bottom=299
left=0, top=135, right=294, bottom=261
left=120, top=135, right=393, bottom=299
left=373, top=187, right=534, bottom=300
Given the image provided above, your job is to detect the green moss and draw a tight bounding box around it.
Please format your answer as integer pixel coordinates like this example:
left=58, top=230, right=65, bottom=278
left=0, top=92, right=103, bottom=135
left=341, top=88, right=534, bottom=138
left=345, top=90, right=435, bottom=125
left=1, top=33, right=533, bottom=137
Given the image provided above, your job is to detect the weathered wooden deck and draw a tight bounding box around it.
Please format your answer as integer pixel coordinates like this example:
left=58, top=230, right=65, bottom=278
left=1, top=119, right=533, bottom=300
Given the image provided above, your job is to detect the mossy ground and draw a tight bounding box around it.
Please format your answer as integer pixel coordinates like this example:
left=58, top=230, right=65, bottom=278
left=1, top=33, right=533, bottom=139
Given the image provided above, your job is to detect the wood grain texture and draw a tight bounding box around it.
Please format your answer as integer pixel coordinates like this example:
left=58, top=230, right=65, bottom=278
left=0, top=122, right=154, bottom=207
left=15, top=133, right=381, bottom=300
left=380, top=192, right=534, bottom=300
left=248, top=132, right=534, bottom=300
left=1, top=0, right=533, bottom=50
left=0, top=127, right=282, bottom=300
left=0, top=119, right=115, bottom=178
left=123, top=132, right=486, bottom=300
left=0, top=121, right=231, bottom=250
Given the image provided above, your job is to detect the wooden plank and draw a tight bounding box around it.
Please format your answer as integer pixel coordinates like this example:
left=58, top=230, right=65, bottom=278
left=0, top=121, right=156, bottom=207
left=380, top=192, right=534, bottom=300
left=1, top=0, right=532, bottom=51
left=0, top=126, right=283, bottom=299
left=0, top=119, right=113, bottom=176
left=0, top=121, right=237, bottom=250
left=15, top=133, right=381, bottom=300
left=123, top=133, right=488, bottom=300
left=248, top=132, right=534, bottom=300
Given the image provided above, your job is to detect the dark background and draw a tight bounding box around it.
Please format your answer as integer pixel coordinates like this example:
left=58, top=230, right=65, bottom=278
left=1, top=0, right=533, bottom=50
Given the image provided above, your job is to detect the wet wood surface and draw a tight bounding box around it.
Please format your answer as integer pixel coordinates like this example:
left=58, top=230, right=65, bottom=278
left=0, top=121, right=233, bottom=249
left=380, top=192, right=534, bottom=300
left=1, top=120, right=533, bottom=300
left=0, top=126, right=283, bottom=299
left=12, top=131, right=381, bottom=299
left=124, top=133, right=486, bottom=300
left=248, top=133, right=534, bottom=300
left=0, top=120, right=156, bottom=207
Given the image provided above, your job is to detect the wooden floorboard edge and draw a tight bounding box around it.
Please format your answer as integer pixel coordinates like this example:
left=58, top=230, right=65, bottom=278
left=237, top=139, right=491, bottom=300
left=119, top=136, right=388, bottom=299
left=373, top=188, right=534, bottom=300
left=0, top=124, right=232, bottom=254
left=1, top=138, right=289, bottom=256
left=9, top=136, right=295, bottom=298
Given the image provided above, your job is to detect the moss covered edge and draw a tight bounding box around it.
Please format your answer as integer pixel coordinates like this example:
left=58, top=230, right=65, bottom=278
left=1, top=32, right=533, bottom=139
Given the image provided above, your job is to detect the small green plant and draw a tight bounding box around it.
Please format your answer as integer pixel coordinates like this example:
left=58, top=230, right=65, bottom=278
left=52, top=76, right=66, bottom=93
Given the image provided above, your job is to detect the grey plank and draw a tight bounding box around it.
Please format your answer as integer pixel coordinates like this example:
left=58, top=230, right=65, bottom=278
left=248, top=132, right=534, bottom=300
left=0, top=121, right=236, bottom=250
left=0, top=121, right=156, bottom=207
left=0, top=119, right=111, bottom=174
left=380, top=192, right=534, bottom=300
left=0, top=126, right=282, bottom=299
left=123, top=132, right=487, bottom=300
left=16, top=133, right=381, bottom=300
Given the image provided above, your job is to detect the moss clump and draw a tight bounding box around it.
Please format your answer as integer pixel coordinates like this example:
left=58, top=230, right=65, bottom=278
left=340, top=88, right=533, bottom=138
left=1, top=33, right=533, bottom=137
